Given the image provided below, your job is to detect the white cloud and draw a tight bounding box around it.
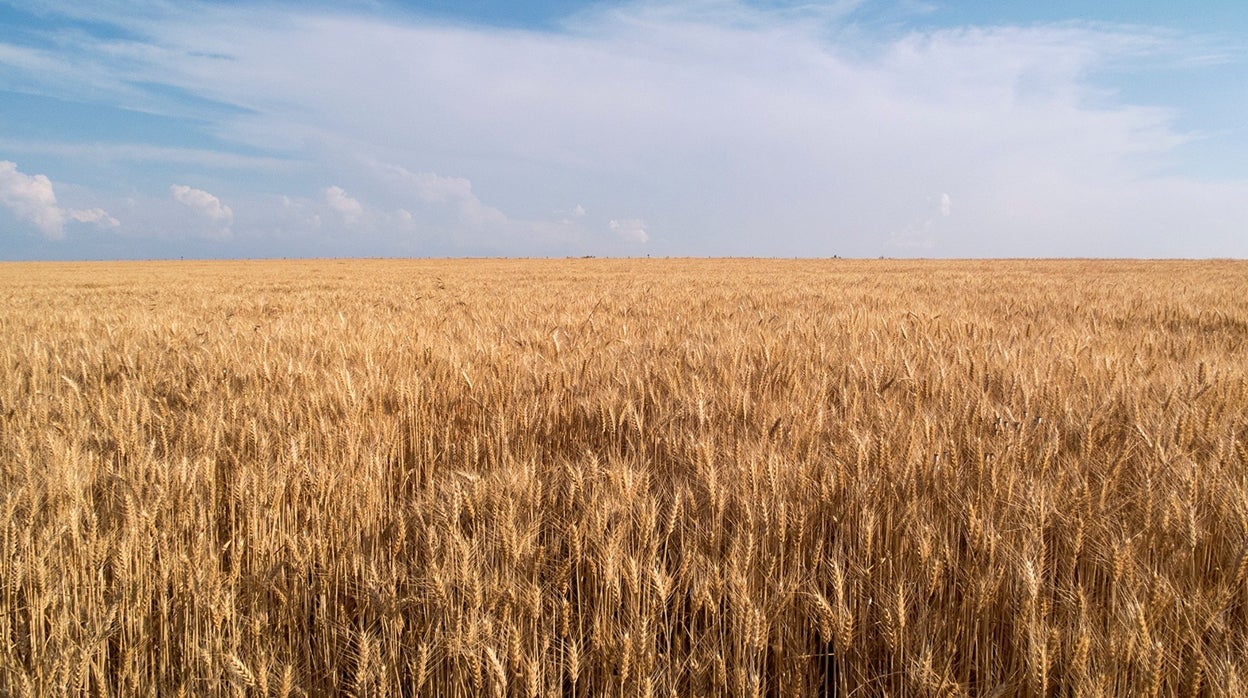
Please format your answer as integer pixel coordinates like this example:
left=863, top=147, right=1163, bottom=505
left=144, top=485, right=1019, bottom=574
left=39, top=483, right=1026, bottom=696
left=0, top=160, right=120, bottom=239
left=170, top=184, right=232, bottom=221
left=556, top=204, right=587, bottom=221
left=371, top=163, right=511, bottom=231
left=939, top=193, right=952, bottom=217
left=68, top=207, right=120, bottom=227
left=0, top=160, right=64, bottom=238
left=323, top=185, right=363, bottom=221
left=610, top=218, right=649, bottom=244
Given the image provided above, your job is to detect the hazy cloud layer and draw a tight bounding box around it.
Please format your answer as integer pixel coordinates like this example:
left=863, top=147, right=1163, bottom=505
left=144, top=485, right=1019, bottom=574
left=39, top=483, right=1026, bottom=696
left=1, top=1, right=1244, bottom=257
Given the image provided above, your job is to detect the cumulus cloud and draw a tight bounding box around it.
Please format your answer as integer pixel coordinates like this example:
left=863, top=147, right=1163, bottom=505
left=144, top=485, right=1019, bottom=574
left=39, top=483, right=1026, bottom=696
left=323, top=185, right=364, bottom=221
left=939, top=193, right=952, bottom=217
left=1, top=160, right=120, bottom=239
left=170, top=184, right=232, bottom=221
left=0, top=160, right=64, bottom=238
left=610, top=218, right=649, bottom=244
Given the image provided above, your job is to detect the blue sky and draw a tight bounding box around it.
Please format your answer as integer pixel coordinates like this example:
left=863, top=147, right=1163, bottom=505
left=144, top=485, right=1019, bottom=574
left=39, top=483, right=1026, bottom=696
left=1, top=0, right=1245, bottom=259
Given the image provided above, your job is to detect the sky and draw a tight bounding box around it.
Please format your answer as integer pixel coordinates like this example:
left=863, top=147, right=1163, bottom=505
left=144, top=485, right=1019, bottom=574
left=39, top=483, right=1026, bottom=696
left=0, top=0, right=1245, bottom=259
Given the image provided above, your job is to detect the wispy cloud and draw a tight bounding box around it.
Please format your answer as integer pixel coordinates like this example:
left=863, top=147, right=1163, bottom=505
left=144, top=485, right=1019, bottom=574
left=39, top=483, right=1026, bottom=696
left=68, top=207, right=120, bottom=227
left=0, top=139, right=295, bottom=170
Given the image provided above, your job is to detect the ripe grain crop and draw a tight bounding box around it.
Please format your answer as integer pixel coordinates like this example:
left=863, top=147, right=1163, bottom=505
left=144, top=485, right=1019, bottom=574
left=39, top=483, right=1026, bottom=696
left=2, top=258, right=1247, bottom=696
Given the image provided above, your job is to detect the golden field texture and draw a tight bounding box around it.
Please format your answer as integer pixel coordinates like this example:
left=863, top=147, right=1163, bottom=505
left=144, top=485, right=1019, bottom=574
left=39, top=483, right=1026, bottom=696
left=2, top=258, right=1247, bottom=696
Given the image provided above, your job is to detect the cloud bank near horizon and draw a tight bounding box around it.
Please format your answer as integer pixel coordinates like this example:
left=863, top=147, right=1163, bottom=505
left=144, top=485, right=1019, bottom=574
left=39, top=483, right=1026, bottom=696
left=1, top=1, right=1245, bottom=259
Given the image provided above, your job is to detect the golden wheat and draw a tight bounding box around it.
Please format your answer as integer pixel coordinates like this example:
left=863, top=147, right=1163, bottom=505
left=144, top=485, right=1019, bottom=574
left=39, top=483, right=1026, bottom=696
left=1, top=258, right=1246, bottom=695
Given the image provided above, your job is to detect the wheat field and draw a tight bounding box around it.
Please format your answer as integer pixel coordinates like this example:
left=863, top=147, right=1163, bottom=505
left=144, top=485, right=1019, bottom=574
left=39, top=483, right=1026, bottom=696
left=2, top=258, right=1247, bottom=696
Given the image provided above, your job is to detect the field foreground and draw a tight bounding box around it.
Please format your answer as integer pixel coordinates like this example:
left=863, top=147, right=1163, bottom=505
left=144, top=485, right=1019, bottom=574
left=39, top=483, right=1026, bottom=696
left=2, top=258, right=1247, bottom=696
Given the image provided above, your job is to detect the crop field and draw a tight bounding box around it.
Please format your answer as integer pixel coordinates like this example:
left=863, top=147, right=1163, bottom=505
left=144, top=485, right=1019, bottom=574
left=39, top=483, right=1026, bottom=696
left=2, top=258, right=1247, bottom=696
